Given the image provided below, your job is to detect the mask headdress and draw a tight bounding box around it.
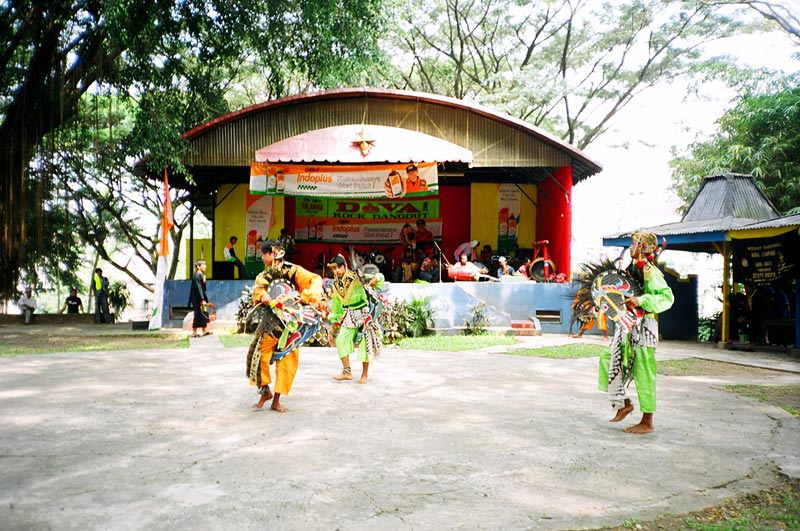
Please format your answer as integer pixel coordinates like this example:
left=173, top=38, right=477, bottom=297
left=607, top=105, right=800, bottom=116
left=630, top=231, right=666, bottom=269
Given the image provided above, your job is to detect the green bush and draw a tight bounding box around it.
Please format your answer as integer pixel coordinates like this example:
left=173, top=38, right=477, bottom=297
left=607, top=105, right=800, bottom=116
left=464, top=300, right=490, bottom=335
left=698, top=313, right=719, bottom=342
left=107, top=280, right=131, bottom=321
left=379, top=295, right=434, bottom=344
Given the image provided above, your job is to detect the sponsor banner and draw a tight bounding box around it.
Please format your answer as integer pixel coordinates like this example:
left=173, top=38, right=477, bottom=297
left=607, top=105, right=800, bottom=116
left=250, top=162, right=438, bottom=198
left=295, top=196, right=441, bottom=243
left=250, top=162, right=268, bottom=195
left=498, top=184, right=521, bottom=254
left=297, top=218, right=442, bottom=244
left=244, top=193, right=273, bottom=275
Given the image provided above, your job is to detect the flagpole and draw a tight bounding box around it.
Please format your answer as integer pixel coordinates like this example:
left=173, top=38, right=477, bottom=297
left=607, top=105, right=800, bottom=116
left=149, top=169, right=173, bottom=330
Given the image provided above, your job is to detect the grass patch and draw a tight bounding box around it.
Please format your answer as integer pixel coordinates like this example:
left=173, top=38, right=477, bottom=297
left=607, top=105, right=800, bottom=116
left=0, top=333, right=188, bottom=356
left=724, top=384, right=800, bottom=417
left=507, top=343, right=604, bottom=359
left=593, top=475, right=800, bottom=531
left=395, top=334, right=517, bottom=351
left=219, top=333, right=254, bottom=348
left=657, top=357, right=706, bottom=375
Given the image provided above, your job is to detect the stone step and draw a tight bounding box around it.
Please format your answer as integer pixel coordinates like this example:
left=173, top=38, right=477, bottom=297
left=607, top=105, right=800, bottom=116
left=513, top=328, right=541, bottom=336
left=510, top=320, right=536, bottom=329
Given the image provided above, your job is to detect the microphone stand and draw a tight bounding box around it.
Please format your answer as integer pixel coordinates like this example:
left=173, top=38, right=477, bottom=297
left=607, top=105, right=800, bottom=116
left=432, top=239, right=450, bottom=282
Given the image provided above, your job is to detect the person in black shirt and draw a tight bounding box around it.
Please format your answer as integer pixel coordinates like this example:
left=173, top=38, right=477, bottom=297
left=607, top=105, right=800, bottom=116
left=59, top=288, right=84, bottom=314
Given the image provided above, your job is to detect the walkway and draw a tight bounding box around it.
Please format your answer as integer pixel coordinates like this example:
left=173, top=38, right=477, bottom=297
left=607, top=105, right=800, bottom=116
left=0, top=324, right=798, bottom=530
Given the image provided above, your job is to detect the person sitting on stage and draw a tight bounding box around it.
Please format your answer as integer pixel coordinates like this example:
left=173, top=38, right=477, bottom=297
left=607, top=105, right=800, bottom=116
left=414, top=219, right=434, bottom=257
left=398, top=244, right=418, bottom=283
left=224, top=235, right=248, bottom=279
left=447, top=253, right=487, bottom=281
left=399, top=223, right=415, bottom=249
left=516, top=258, right=532, bottom=279
left=497, top=256, right=515, bottom=277
left=453, top=240, right=479, bottom=263
left=418, top=255, right=441, bottom=283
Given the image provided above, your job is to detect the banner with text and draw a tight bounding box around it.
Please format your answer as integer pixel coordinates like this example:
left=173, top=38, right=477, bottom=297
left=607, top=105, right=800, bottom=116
left=295, top=196, right=441, bottom=244
left=250, top=162, right=438, bottom=198
left=498, top=184, right=521, bottom=254
left=244, top=193, right=273, bottom=275
left=732, top=230, right=799, bottom=286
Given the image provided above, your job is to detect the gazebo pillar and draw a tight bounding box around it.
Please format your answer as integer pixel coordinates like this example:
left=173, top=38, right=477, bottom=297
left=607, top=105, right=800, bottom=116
left=719, top=241, right=731, bottom=347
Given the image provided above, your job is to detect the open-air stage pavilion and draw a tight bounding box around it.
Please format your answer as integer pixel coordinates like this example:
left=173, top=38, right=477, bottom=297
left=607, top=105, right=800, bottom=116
left=157, top=88, right=697, bottom=337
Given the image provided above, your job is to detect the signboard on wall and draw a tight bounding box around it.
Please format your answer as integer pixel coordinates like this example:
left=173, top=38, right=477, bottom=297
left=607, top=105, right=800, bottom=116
left=250, top=162, right=438, bottom=198
left=732, top=230, right=799, bottom=286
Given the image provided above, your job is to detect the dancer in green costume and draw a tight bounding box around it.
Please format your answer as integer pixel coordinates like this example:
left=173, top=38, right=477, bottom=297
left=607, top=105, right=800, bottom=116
left=327, top=255, right=383, bottom=384
left=598, top=231, right=674, bottom=434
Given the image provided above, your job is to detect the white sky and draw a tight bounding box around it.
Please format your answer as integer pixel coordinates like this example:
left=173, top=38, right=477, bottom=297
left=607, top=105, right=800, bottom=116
left=572, top=30, right=800, bottom=315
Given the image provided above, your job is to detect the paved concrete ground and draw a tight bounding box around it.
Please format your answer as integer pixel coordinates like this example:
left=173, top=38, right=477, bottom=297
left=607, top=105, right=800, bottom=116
left=0, top=326, right=798, bottom=531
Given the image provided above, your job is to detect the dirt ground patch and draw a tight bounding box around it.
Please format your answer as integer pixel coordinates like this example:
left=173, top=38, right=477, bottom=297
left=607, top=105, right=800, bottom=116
left=592, top=472, right=800, bottom=531
left=0, top=330, right=187, bottom=355
left=3, top=332, right=797, bottom=529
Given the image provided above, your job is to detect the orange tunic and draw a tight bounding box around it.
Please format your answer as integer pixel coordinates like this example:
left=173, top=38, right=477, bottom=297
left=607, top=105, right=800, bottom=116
left=251, top=261, right=323, bottom=395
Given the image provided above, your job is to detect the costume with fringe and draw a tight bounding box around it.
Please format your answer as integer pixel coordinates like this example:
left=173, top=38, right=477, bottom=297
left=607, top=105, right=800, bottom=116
left=246, top=260, right=323, bottom=396
left=329, top=269, right=383, bottom=363
left=593, top=262, right=674, bottom=412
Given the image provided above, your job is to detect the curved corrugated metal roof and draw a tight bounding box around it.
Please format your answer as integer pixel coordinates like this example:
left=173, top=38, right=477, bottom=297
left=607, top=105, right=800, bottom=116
left=182, top=88, right=602, bottom=182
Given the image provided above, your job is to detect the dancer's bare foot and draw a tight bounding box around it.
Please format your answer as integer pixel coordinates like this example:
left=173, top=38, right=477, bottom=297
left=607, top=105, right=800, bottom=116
left=571, top=333, right=582, bottom=338
left=333, top=372, right=353, bottom=381
left=623, top=413, right=653, bottom=434
left=609, top=403, right=634, bottom=422
left=270, top=395, right=288, bottom=413
left=252, top=388, right=273, bottom=409
left=358, top=375, right=368, bottom=384
left=623, top=422, right=654, bottom=434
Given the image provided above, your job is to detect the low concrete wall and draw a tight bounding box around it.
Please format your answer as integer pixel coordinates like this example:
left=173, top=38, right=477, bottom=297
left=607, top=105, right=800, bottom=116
left=159, top=270, right=699, bottom=339
left=0, top=313, right=96, bottom=326
left=160, top=278, right=577, bottom=333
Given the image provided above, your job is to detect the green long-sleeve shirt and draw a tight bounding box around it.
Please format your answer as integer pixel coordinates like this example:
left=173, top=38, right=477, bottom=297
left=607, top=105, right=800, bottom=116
left=637, top=264, right=675, bottom=316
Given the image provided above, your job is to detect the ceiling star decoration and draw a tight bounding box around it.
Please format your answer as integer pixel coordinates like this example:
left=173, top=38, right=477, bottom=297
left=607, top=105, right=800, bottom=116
left=352, top=127, right=376, bottom=156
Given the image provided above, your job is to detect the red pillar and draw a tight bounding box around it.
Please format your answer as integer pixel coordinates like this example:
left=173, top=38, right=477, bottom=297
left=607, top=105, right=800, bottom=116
left=535, top=166, right=572, bottom=278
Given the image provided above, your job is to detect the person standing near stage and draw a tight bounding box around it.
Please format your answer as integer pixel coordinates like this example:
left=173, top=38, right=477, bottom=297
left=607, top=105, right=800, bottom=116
left=188, top=260, right=211, bottom=337
left=327, top=255, right=382, bottom=384
left=250, top=239, right=323, bottom=412
left=91, top=268, right=112, bottom=324
left=597, top=231, right=674, bottom=434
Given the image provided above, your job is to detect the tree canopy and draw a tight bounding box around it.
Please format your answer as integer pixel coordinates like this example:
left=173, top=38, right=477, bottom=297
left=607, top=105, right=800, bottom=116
left=670, top=77, right=800, bottom=214
left=0, top=0, right=388, bottom=298
left=384, top=0, right=755, bottom=149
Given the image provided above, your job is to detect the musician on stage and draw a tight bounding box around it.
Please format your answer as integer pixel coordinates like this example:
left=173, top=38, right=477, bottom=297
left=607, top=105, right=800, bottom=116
left=447, top=253, right=488, bottom=281
left=327, top=255, right=383, bottom=384
left=250, top=239, right=323, bottom=412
